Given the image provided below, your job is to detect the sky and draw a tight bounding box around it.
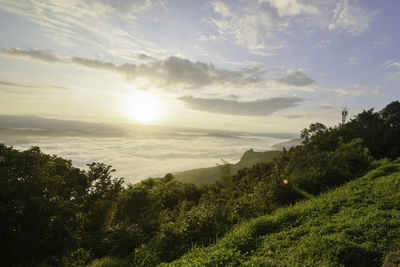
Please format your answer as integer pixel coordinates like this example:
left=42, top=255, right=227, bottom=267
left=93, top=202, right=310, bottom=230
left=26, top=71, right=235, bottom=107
left=0, top=0, right=399, bottom=134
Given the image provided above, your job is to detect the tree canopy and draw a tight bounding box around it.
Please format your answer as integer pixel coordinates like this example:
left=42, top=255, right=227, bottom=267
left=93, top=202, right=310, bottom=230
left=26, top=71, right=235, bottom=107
left=1, top=101, right=399, bottom=266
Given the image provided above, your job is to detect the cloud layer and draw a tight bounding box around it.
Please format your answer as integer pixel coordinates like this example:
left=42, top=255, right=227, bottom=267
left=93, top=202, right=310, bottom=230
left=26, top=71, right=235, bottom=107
left=204, top=0, right=376, bottom=54
left=0, top=115, right=289, bottom=183
left=1, top=48, right=271, bottom=90
left=275, top=70, right=315, bottom=87
left=0, top=0, right=160, bottom=57
left=180, top=96, right=303, bottom=116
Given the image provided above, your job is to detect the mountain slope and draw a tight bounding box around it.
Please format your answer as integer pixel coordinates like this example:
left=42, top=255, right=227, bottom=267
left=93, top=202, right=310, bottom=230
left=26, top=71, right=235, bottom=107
left=164, top=159, right=400, bottom=266
left=174, top=150, right=280, bottom=185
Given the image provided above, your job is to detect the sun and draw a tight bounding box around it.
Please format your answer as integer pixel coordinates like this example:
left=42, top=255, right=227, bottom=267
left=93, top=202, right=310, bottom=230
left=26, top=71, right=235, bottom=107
left=124, top=92, right=164, bottom=124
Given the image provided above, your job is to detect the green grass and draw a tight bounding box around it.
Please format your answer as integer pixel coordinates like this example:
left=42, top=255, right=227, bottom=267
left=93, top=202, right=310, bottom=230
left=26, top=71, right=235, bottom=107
left=163, top=158, right=400, bottom=266
left=87, top=256, right=130, bottom=267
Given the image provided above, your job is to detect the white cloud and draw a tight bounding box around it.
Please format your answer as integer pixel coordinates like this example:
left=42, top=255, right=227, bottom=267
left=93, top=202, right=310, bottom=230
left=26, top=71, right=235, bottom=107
left=382, top=59, right=400, bottom=80
left=204, top=0, right=376, bottom=54
left=334, top=83, right=381, bottom=97
left=205, top=1, right=287, bottom=55
left=0, top=115, right=286, bottom=183
left=348, top=56, right=359, bottom=65
left=1, top=48, right=271, bottom=91
left=329, top=0, right=377, bottom=35
left=1, top=48, right=66, bottom=63
left=261, top=0, right=318, bottom=16
left=382, top=59, right=400, bottom=69
left=0, top=0, right=159, bottom=58
left=312, top=39, right=332, bottom=49
left=179, top=96, right=303, bottom=116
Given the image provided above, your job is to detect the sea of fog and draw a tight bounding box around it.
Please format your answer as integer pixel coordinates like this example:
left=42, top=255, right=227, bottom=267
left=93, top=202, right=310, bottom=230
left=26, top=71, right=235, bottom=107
left=0, top=115, right=294, bottom=184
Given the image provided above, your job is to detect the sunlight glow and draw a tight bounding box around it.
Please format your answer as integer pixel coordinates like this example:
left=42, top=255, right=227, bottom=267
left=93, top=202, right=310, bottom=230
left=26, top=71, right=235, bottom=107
left=124, top=92, right=164, bottom=124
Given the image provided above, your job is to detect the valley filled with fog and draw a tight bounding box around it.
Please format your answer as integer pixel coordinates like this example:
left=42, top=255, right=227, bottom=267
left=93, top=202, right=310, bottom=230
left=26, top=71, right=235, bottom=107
left=0, top=115, right=292, bottom=183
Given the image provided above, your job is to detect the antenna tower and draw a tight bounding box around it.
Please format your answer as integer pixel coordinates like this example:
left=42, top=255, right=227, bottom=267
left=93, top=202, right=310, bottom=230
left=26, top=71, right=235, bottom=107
left=342, top=106, right=348, bottom=124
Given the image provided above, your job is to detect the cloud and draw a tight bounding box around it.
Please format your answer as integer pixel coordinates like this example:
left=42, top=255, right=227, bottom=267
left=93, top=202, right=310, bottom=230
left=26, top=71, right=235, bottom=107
left=0, top=80, right=41, bottom=89
left=382, top=59, right=400, bottom=80
left=280, top=104, right=337, bottom=119
left=1, top=48, right=64, bottom=63
left=274, top=70, right=315, bottom=87
left=320, top=104, right=336, bottom=109
left=179, top=96, right=303, bottom=116
left=262, top=0, right=318, bottom=16
left=334, top=83, right=381, bottom=97
left=0, top=114, right=290, bottom=183
left=204, top=0, right=377, bottom=54
left=0, top=0, right=159, bottom=58
left=312, top=39, right=332, bottom=49
left=329, top=0, right=377, bottom=35
left=205, top=1, right=287, bottom=55
left=0, top=79, right=70, bottom=94
left=374, top=34, right=391, bottom=48
left=348, top=56, right=359, bottom=65
left=1, top=48, right=270, bottom=90
left=123, top=56, right=268, bottom=89
left=71, top=57, right=117, bottom=70
left=384, top=72, right=400, bottom=80
left=382, top=59, right=400, bottom=69
left=134, top=53, right=154, bottom=61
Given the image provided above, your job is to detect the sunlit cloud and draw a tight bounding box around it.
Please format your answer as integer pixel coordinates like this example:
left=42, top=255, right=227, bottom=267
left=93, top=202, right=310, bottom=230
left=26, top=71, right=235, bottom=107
left=0, top=0, right=161, bottom=57
left=1, top=48, right=270, bottom=91
left=328, top=0, right=378, bottom=35
left=0, top=0, right=395, bottom=137
left=0, top=114, right=287, bottom=182
left=1, top=48, right=65, bottom=63
left=204, top=0, right=287, bottom=55
left=0, top=79, right=69, bottom=92
left=203, top=0, right=376, bottom=54
left=262, top=0, right=318, bottom=16
left=179, top=96, right=303, bottom=116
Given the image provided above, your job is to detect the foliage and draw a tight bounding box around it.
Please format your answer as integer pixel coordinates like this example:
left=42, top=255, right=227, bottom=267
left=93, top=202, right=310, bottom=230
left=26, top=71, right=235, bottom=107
left=302, top=101, right=400, bottom=160
left=0, top=145, right=123, bottom=266
left=87, top=256, right=130, bottom=267
left=165, top=159, right=400, bottom=266
left=1, top=101, right=399, bottom=266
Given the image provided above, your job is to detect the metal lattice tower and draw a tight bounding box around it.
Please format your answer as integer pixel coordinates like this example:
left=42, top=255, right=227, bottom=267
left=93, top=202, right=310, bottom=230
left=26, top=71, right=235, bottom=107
left=342, top=106, right=348, bottom=124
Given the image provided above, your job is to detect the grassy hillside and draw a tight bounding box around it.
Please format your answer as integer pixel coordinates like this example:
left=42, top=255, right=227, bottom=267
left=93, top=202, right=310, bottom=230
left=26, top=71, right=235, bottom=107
left=174, top=150, right=280, bottom=185
left=164, top=158, right=400, bottom=266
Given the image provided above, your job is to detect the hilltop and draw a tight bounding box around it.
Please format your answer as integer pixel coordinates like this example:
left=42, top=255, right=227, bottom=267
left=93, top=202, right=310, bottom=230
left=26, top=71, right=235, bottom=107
left=164, top=159, right=400, bottom=266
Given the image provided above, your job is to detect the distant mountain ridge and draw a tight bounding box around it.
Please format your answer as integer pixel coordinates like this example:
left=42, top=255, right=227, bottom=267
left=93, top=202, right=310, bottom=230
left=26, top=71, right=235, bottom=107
left=174, top=149, right=280, bottom=185
left=272, top=138, right=301, bottom=149
left=0, top=114, right=298, bottom=140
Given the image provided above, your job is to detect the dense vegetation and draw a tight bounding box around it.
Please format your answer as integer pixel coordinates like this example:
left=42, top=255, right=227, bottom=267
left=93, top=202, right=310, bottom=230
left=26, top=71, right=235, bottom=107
left=0, top=101, right=399, bottom=266
left=165, top=158, right=400, bottom=266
